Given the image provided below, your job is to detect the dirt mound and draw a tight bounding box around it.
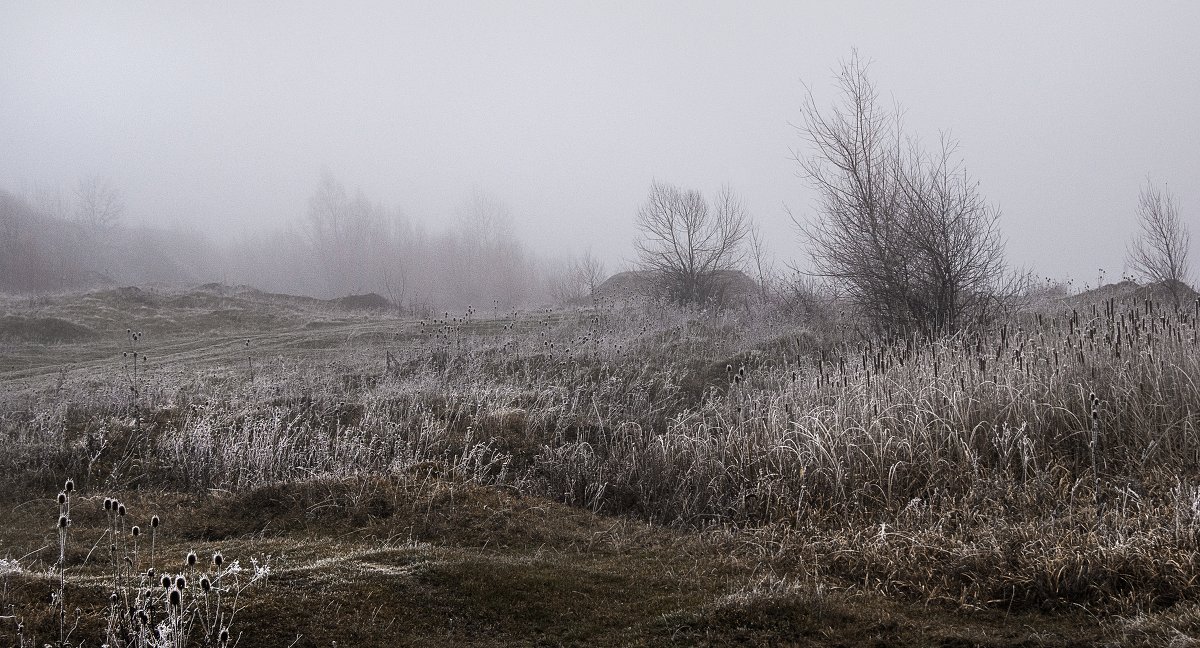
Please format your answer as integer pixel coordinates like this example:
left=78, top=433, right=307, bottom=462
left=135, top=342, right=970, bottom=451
left=0, top=316, right=96, bottom=343
left=593, top=269, right=758, bottom=304
left=334, top=292, right=392, bottom=311
left=1073, top=279, right=1198, bottom=309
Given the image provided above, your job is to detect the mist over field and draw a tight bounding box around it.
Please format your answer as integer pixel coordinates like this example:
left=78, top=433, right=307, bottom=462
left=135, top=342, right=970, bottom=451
left=2, top=1, right=1199, bottom=305
left=3, top=3, right=1200, bottom=647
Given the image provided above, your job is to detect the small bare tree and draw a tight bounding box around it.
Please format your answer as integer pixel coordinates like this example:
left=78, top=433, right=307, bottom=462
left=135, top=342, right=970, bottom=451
left=576, top=248, right=606, bottom=297
left=74, top=176, right=124, bottom=233
left=634, top=181, right=750, bottom=305
left=1127, top=179, right=1192, bottom=305
left=792, top=52, right=1006, bottom=334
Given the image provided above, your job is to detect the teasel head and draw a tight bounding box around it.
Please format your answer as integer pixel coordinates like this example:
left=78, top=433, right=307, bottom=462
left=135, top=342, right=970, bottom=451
left=118, top=503, right=126, bottom=517
left=213, top=552, right=223, bottom=568
left=219, top=628, right=230, bottom=645
left=175, top=575, right=186, bottom=590
left=160, top=574, right=171, bottom=588
left=57, top=492, right=67, bottom=505
left=200, top=576, right=211, bottom=593
left=151, top=515, right=160, bottom=529
left=132, top=525, right=140, bottom=538
left=57, top=514, right=68, bottom=529
left=168, top=588, right=181, bottom=609
left=186, top=551, right=197, bottom=567
left=64, top=479, right=74, bottom=493
left=104, top=497, right=113, bottom=511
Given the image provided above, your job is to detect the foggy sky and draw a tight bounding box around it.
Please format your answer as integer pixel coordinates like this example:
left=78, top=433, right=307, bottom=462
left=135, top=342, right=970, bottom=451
left=3, top=1, right=1198, bottom=286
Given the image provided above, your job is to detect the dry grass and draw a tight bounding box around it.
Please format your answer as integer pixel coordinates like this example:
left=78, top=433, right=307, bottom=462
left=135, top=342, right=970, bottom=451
left=1, top=285, right=1199, bottom=644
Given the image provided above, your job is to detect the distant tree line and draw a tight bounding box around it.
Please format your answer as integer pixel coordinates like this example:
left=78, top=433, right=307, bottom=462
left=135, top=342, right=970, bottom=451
left=0, top=174, right=591, bottom=311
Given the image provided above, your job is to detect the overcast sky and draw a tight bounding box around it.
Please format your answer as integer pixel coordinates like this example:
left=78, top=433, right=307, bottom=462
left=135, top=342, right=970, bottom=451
left=2, top=1, right=1197, bottom=285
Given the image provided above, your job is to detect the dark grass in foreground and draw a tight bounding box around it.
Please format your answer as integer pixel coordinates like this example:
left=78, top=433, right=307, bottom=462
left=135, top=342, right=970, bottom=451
left=2, top=477, right=1109, bottom=647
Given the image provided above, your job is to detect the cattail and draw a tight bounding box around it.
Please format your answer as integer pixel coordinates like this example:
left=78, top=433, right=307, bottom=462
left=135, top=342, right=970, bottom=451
left=64, top=479, right=74, bottom=493
left=186, top=551, right=197, bottom=567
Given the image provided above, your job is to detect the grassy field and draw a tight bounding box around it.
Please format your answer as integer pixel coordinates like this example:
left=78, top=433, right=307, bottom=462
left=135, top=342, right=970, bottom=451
left=1, top=283, right=1198, bottom=646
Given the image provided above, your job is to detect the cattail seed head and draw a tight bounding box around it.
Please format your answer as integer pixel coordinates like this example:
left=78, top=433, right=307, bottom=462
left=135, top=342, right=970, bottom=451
left=151, top=515, right=160, bottom=528
left=58, top=492, right=67, bottom=505
left=186, top=551, right=197, bottom=567
left=64, top=479, right=74, bottom=493
left=169, top=588, right=181, bottom=608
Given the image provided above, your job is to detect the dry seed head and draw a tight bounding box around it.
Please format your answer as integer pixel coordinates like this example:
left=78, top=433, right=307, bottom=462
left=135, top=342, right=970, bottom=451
left=219, top=628, right=230, bottom=644
left=118, top=503, right=126, bottom=516
left=132, top=525, right=140, bottom=537
left=58, top=492, right=66, bottom=505
left=151, top=515, right=160, bottom=528
left=169, top=588, right=181, bottom=608
left=104, top=497, right=113, bottom=511
left=200, top=576, right=211, bottom=592
left=57, top=514, right=68, bottom=528
left=160, top=575, right=171, bottom=588
left=186, top=551, right=197, bottom=567
left=64, top=479, right=74, bottom=493
left=176, top=575, right=186, bottom=589
left=213, top=552, right=223, bottom=567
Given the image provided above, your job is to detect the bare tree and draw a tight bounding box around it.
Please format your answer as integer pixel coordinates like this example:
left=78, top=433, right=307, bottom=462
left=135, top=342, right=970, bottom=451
left=576, top=248, right=606, bottom=297
left=74, top=176, right=124, bottom=232
left=792, top=52, right=1006, bottom=334
left=634, top=181, right=751, bottom=305
left=1127, top=179, right=1192, bottom=304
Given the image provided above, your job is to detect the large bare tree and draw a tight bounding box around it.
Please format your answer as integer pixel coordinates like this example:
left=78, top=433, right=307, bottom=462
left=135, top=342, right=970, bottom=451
left=792, top=52, right=1006, bottom=334
left=634, top=181, right=750, bottom=305
left=1127, top=179, right=1192, bottom=304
